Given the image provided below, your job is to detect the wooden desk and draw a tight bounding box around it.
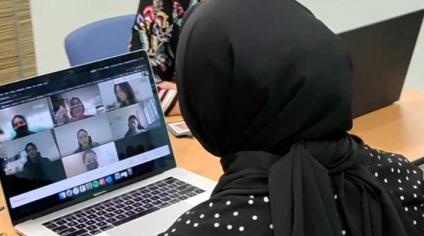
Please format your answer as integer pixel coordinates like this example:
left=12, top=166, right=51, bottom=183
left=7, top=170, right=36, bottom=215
left=1, top=89, right=424, bottom=235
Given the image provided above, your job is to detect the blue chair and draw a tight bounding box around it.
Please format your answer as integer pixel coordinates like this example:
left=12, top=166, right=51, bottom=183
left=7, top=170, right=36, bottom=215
left=65, top=14, right=136, bottom=67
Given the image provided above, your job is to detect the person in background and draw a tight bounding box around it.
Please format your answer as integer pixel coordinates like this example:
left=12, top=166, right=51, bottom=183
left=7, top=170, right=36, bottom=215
left=51, top=96, right=70, bottom=125
left=114, top=82, right=137, bottom=108
left=74, top=129, right=99, bottom=154
left=20, top=143, right=51, bottom=180
left=82, top=150, right=99, bottom=171
left=11, top=115, right=34, bottom=140
left=125, top=115, right=146, bottom=137
left=158, top=0, right=424, bottom=235
left=69, top=97, right=92, bottom=122
left=129, top=0, right=200, bottom=115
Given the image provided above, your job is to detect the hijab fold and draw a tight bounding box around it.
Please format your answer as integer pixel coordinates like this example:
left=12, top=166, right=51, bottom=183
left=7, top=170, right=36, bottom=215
left=176, top=0, right=420, bottom=235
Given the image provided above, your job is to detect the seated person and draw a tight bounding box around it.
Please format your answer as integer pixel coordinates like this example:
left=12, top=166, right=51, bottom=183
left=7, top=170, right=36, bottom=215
left=82, top=150, right=99, bottom=171
left=125, top=115, right=146, bottom=137
left=74, top=129, right=99, bottom=154
left=129, top=0, right=200, bottom=115
left=114, top=82, right=137, bottom=108
left=19, top=143, right=51, bottom=180
left=51, top=96, right=70, bottom=125
left=159, top=1, right=424, bottom=235
left=11, top=115, right=34, bottom=139
left=69, top=97, right=92, bottom=122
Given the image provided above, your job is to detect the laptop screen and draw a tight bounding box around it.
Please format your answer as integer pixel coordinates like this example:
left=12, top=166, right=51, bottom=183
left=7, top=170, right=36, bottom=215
left=0, top=51, right=176, bottom=223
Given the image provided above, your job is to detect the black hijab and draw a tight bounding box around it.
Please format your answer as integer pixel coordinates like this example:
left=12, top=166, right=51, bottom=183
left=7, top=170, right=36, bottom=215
left=176, top=0, right=420, bottom=235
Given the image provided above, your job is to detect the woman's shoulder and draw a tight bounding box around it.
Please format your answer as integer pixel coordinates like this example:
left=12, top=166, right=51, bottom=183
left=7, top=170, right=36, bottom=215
left=158, top=194, right=274, bottom=236
left=360, top=146, right=417, bottom=172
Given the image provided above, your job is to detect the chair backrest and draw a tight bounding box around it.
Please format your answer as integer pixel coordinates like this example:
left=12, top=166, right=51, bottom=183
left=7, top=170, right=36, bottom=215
left=65, top=14, right=136, bottom=67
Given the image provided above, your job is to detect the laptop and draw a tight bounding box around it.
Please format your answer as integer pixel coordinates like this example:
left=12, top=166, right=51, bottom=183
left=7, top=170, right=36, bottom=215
left=340, top=9, right=424, bottom=117
left=0, top=50, right=216, bottom=236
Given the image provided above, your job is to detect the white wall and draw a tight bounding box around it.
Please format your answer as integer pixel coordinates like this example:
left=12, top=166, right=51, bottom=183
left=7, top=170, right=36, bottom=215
left=405, top=20, right=424, bottom=91
left=31, top=0, right=424, bottom=90
left=30, top=0, right=139, bottom=75
left=299, top=0, right=424, bottom=91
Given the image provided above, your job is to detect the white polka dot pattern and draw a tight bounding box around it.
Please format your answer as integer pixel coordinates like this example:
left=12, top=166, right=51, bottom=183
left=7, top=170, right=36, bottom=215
left=158, top=146, right=424, bottom=236
left=364, top=146, right=424, bottom=230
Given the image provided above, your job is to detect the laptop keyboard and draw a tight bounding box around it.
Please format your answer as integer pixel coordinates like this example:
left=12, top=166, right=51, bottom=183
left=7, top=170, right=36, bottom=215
left=42, top=177, right=205, bottom=236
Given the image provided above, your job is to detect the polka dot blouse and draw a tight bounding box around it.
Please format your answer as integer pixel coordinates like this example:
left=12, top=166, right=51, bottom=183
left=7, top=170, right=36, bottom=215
left=158, top=146, right=424, bottom=235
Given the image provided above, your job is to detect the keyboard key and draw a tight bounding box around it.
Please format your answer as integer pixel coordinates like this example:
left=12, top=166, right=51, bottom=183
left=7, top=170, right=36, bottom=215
left=43, top=223, right=57, bottom=229
left=180, top=187, right=197, bottom=195
left=67, top=221, right=78, bottom=227
left=104, top=213, right=115, bottom=218
left=86, top=225, right=97, bottom=231
left=97, top=221, right=108, bottom=227
left=53, top=220, right=67, bottom=225
left=106, top=218, right=117, bottom=223
left=111, top=207, right=159, bottom=227
left=161, top=197, right=171, bottom=202
left=63, top=229, right=88, bottom=236
left=75, top=224, right=85, bottom=229
left=85, top=220, right=96, bottom=225
left=100, top=225, right=113, bottom=231
left=89, top=229, right=102, bottom=235
left=58, top=227, right=76, bottom=235
left=195, top=189, right=205, bottom=194
left=51, top=225, right=68, bottom=233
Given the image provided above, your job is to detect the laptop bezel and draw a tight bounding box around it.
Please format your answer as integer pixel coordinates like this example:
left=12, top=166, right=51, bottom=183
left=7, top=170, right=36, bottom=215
left=0, top=50, right=178, bottom=224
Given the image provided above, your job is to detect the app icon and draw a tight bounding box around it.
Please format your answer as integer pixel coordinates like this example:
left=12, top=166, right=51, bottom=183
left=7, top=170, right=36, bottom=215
left=114, top=172, right=121, bottom=181
left=105, top=176, right=113, bottom=185
left=79, top=184, right=87, bottom=193
left=86, top=182, right=93, bottom=190
left=120, top=171, right=128, bottom=178
left=127, top=168, right=133, bottom=176
left=73, top=187, right=80, bottom=195
left=99, top=178, right=106, bottom=186
left=93, top=180, right=100, bottom=188
left=66, top=189, right=73, bottom=197
left=58, top=192, right=66, bottom=200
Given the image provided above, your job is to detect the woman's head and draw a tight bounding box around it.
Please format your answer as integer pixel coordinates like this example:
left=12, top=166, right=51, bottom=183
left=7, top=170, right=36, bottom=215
left=114, top=82, right=136, bottom=106
left=69, top=97, right=85, bottom=118
left=11, top=115, right=28, bottom=133
left=77, top=129, right=92, bottom=148
left=176, top=9, right=353, bottom=157
left=82, top=150, right=98, bottom=171
left=128, top=115, right=143, bottom=131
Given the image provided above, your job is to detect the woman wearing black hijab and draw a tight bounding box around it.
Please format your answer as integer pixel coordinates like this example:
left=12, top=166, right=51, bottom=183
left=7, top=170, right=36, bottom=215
left=159, top=0, right=424, bottom=235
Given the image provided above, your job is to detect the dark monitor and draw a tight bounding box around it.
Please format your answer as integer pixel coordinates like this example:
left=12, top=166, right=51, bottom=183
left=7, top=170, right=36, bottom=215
left=339, top=10, right=424, bottom=117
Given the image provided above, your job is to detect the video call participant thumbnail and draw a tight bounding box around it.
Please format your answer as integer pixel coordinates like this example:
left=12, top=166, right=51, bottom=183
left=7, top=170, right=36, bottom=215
left=1, top=131, right=66, bottom=196
left=61, top=143, right=119, bottom=178
left=115, top=127, right=166, bottom=160
left=98, top=74, right=154, bottom=112
left=74, top=129, right=100, bottom=154
left=53, top=115, right=113, bottom=156
left=107, top=104, right=151, bottom=140
left=125, top=115, right=147, bottom=138
left=115, top=82, right=137, bottom=108
left=69, top=97, right=93, bottom=122
left=49, top=85, right=104, bottom=126
left=11, top=115, right=34, bottom=140
left=0, top=98, right=54, bottom=142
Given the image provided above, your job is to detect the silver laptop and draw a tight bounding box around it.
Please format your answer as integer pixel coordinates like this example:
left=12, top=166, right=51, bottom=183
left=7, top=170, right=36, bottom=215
left=0, top=50, right=216, bottom=236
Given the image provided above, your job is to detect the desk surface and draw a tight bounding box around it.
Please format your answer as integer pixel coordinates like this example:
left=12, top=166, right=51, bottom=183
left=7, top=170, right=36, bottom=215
left=1, top=89, right=424, bottom=234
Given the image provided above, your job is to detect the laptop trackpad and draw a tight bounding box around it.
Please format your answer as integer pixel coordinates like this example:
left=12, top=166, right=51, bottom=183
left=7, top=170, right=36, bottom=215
left=103, top=201, right=193, bottom=236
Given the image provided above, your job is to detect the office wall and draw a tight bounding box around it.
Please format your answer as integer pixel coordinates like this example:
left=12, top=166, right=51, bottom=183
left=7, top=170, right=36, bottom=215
left=30, top=0, right=138, bottom=75
left=405, top=20, right=424, bottom=91
left=30, top=0, right=423, bottom=90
